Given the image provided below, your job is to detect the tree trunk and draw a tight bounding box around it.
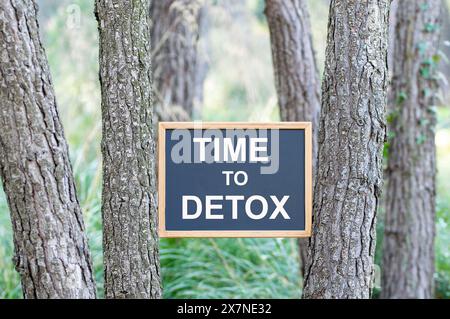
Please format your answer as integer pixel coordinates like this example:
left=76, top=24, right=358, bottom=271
left=438, top=0, right=450, bottom=104
left=150, top=0, right=206, bottom=119
left=302, top=0, right=390, bottom=299
left=95, top=0, right=162, bottom=299
left=387, top=0, right=398, bottom=80
left=382, top=0, right=441, bottom=299
left=0, top=0, right=96, bottom=298
left=264, top=0, right=321, bottom=279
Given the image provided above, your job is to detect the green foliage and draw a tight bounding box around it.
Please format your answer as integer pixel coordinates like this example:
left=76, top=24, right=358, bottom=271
left=420, top=65, right=432, bottom=78
left=419, top=118, right=430, bottom=127
left=424, top=23, right=439, bottom=33
left=437, top=50, right=450, bottom=65
left=434, top=110, right=450, bottom=298
left=428, top=105, right=438, bottom=115
left=387, top=131, right=396, bottom=140
left=383, top=142, right=390, bottom=160
left=248, top=0, right=266, bottom=24
left=432, top=53, right=442, bottom=64
left=396, top=91, right=408, bottom=104
left=418, top=42, right=428, bottom=55
left=420, top=3, right=430, bottom=11
left=416, top=133, right=427, bottom=145
left=384, top=131, right=396, bottom=159
left=386, top=110, right=399, bottom=124
left=436, top=203, right=450, bottom=298
left=161, top=238, right=301, bottom=298
left=201, top=1, right=276, bottom=122
left=0, top=189, right=22, bottom=298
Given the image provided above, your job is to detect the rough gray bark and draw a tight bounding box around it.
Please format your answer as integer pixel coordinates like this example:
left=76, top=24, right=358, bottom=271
left=264, top=0, right=321, bottom=279
left=302, top=0, right=390, bottom=299
left=95, top=0, right=162, bottom=299
left=150, top=0, right=206, bottom=119
left=387, top=0, right=397, bottom=79
left=382, top=0, right=441, bottom=299
left=439, top=0, right=450, bottom=103
left=0, top=0, right=96, bottom=298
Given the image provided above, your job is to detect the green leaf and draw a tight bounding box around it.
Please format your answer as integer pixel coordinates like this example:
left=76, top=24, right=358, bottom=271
left=387, top=110, right=399, bottom=124
left=420, top=66, right=431, bottom=78
left=420, top=3, right=429, bottom=10
left=419, top=118, right=429, bottom=127
left=387, top=131, right=396, bottom=140
left=427, top=105, right=437, bottom=114
left=424, top=23, right=438, bottom=33
left=422, top=58, right=436, bottom=67
left=396, top=91, right=408, bottom=104
left=416, top=134, right=427, bottom=145
left=383, top=142, right=390, bottom=159
left=418, top=42, right=428, bottom=55
left=432, top=54, right=442, bottom=64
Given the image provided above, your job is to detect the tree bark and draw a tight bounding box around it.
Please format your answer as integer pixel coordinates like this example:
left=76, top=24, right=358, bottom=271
left=264, top=0, right=321, bottom=279
left=302, top=0, right=390, bottom=299
left=95, top=0, right=162, bottom=299
left=150, top=0, right=206, bottom=119
left=438, top=0, right=450, bottom=103
left=0, top=0, right=96, bottom=298
left=382, top=0, right=441, bottom=299
left=387, top=0, right=397, bottom=80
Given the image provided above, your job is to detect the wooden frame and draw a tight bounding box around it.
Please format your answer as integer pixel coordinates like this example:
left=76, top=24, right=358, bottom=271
left=158, top=122, right=312, bottom=238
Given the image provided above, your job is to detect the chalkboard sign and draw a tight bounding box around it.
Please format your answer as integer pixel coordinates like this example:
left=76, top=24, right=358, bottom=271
left=158, top=122, right=312, bottom=237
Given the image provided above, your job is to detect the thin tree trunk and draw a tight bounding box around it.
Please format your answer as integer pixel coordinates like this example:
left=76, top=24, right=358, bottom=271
left=382, top=0, right=441, bottom=299
left=0, top=0, right=96, bottom=298
left=303, top=0, right=390, bottom=299
left=95, top=0, right=162, bottom=299
left=150, top=0, right=206, bottom=119
left=387, top=0, right=398, bottom=81
left=439, top=1, right=450, bottom=103
left=264, top=0, right=321, bottom=279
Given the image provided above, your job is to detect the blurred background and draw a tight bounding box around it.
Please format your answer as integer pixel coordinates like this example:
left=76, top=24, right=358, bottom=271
left=0, top=0, right=449, bottom=298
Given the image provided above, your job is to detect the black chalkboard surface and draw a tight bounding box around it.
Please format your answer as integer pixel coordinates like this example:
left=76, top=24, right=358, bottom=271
left=158, top=122, right=312, bottom=238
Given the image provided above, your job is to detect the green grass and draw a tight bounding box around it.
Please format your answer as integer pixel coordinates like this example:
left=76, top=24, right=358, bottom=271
left=161, top=238, right=301, bottom=299
left=0, top=191, right=21, bottom=298
left=435, top=108, right=450, bottom=298
left=436, top=202, right=450, bottom=298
